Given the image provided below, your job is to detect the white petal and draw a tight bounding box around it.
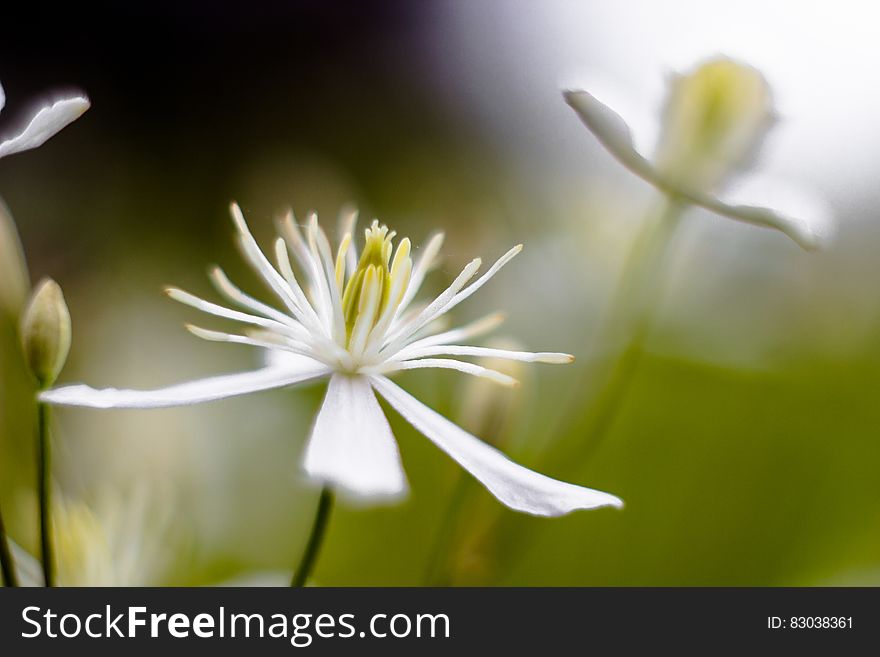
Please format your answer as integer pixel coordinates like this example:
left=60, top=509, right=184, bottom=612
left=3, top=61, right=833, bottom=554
left=394, top=344, right=573, bottom=364
left=265, top=347, right=326, bottom=370
left=184, top=324, right=317, bottom=361
left=397, top=312, right=505, bottom=353
left=435, top=244, right=522, bottom=320
left=711, top=176, right=835, bottom=250
left=0, top=96, right=90, bottom=158
left=397, top=232, right=444, bottom=316
left=371, top=357, right=519, bottom=387
left=209, top=266, right=296, bottom=326
left=371, top=376, right=623, bottom=517
left=564, top=89, right=826, bottom=250
left=337, top=205, right=359, bottom=275
left=383, top=257, right=482, bottom=352
left=40, top=363, right=329, bottom=409
left=273, top=238, right=327, bottom=334
left=230, top=203, right=310, bottom=324
left=10, top=541, right=42, bottom=587
left=303, top=374, right=407, bottom=500
left=564, top=90, right=657, bottom=183
left=0, top=83, right=5, bottom=112
left=307, top=216, right=345, bottom=337
left=165, top=287, right=309, bottom=341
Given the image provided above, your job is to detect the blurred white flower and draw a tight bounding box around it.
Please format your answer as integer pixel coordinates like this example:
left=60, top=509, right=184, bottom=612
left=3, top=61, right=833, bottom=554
left=0, top=198, right=28, bottom=315
left=14, top=487, right=175, bottom=586
left=564, top=57, right=833, bottom=249
left=0, top=82, right=89, bottom=315
left=0, top=82, right=89, bottom=159
left=41, top=204, right=622, bottom=517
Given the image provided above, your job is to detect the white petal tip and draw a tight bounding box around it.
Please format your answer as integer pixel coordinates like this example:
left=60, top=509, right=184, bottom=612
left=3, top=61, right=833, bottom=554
left=305, top=473, right=409, bottom=505
left=536, top=352, right=575, bottom=364
left=486, top=371, right=519, bottom=387
left=185, top=323, right=219, bottom=340
left=229, top=202, right=245, bottom=226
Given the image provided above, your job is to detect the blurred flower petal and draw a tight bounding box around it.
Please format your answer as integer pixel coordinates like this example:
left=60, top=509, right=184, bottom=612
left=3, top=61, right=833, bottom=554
left=0, top=197, right=30, bottom=316
left=564, top=88, right=830, bottom=250
left=564, top=89, right=659, bottom=182
left=371, top=375, right=623, bottom=517
left=0, top=95, right=90, bottom=158
left=303, top=374, right=407, bottom=499
left=10, top=542, right=41, bottom=587
left=40, top=362, right=329, bottom=409
left=715, top=176, right=836, bottom=249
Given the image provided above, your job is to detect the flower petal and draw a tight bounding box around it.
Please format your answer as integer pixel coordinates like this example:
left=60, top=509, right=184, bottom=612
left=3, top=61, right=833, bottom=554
left=371, top=376, right=623, bottom=516
left=709, top=176, right=835, bottom=250
left=564, top=89, right=657, bottom=183
left=563, top=89, right=827, bottom=250
left=397, top=231, right=444, bottom=316
left=371, top=357, right=519, bottom=387
left=303, top=374, right=407, bottom=500
left=165, top=286, right=309, bottom=341
left=40, top=362, right=329, bottom=409
left=0, top=197, right=30, bottom=315
left=394, top=344, right=573, bottom=364
left=384, top=244, right=519, bottom=354
left=0, top=95, right=90, bottom=159
left=10, top=541, right=42, bottom=587
left=396, top=312, right=505, bottom=353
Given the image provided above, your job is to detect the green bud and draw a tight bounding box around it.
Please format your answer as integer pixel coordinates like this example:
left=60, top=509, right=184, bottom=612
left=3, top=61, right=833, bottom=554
left=654, top=57, right=773, bottom=192
left=20, top=278, right=71, bottom=388
left=0, top=198, right=30, bottom=317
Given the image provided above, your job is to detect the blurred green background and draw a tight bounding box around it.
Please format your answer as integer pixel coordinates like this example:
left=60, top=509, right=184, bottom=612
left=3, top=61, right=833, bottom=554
left=1, top=1, right=879, bottom=586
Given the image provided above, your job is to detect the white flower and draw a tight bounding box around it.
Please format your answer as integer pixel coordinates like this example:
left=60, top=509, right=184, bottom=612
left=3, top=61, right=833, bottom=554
left=13, top=487, right=175, bottom=587
left=41, top=204, right=622, bottom=517
left=564, top=57, right=833, bottom=250
left=0, top=82, right=90, bottom=314
left=0, top=81, right=90, bottom=159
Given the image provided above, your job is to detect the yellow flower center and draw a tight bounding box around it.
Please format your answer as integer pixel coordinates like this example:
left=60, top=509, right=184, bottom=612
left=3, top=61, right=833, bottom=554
left=340, top=220, right=412, bottom=349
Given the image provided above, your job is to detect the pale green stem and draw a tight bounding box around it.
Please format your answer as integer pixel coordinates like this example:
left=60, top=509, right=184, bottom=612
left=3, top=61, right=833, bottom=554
left=545, top=195, right=686, bottom=473
left=485, top=195, right=687, bottom=582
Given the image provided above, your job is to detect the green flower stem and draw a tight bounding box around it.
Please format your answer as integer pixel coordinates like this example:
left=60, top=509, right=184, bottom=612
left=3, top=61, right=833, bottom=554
left=0, top=501, right=19, bottom=587
left=291, top=486, right=334, bottom=587
left=485, top=196, right=687, bottom=582
left=546, top=195, right=686, bottom=473
left=36, top=401, right=55, bottom=587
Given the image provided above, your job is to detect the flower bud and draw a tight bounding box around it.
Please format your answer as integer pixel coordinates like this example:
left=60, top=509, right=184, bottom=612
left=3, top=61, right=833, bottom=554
left=0, top=198, right=29, bottom=317
left=20, top=278, right=71, bottom=388
left=653, top=57, right=773, bottom=192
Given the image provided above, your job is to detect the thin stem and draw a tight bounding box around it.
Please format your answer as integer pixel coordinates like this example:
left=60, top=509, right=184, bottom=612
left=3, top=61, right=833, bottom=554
left=423, top=473, right=472, bottom=586
left=36, top=401, right=54, bottom=587
left=0, top=501, right=19, bottom=587
left=545, top=195, right=685, bottom=473
left=291, top=486, right=334, bottom=587
left=486, top=196, right=686, bottom=581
